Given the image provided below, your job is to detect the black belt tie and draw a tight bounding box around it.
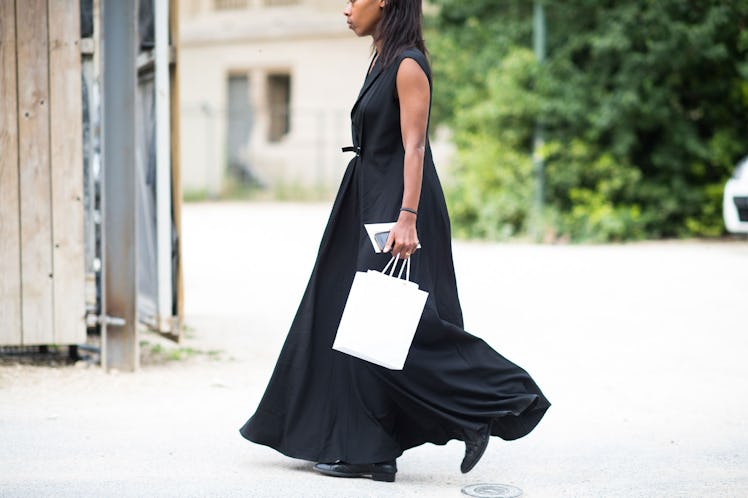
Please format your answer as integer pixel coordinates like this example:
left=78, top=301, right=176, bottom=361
left=342, top=145, right=361, bottom=156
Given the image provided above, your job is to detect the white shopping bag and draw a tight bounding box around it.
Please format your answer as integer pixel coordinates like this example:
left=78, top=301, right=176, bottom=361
left=333, top=256, right=428, bottom=370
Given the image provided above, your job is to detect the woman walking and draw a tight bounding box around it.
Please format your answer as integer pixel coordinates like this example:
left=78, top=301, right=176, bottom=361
left=240, top=0, right=550, bottom=482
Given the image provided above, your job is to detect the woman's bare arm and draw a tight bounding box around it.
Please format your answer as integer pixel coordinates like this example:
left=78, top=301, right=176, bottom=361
left=384, top=57, right=430, bottom=259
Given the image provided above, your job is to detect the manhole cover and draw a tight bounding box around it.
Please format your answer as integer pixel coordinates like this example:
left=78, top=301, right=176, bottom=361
left=461, top=483, right=523, bottom=498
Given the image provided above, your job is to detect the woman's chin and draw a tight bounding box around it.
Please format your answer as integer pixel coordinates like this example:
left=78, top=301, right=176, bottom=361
left=347, top=25, right=370, bottom=38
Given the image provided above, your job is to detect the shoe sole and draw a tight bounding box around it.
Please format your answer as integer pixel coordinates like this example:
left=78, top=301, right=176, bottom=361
left=314, top=467, right=396, bottom=482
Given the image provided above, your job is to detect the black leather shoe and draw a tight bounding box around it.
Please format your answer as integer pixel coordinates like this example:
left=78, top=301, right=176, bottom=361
left=461, top=423, right=491, bottom=473
left=313, top=460, right=397, bottom=482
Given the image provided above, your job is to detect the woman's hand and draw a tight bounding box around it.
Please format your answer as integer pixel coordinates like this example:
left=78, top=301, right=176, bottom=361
left=383, top=211, right=419, bottom=259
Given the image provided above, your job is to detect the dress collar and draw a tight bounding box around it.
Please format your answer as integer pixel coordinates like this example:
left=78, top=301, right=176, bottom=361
left=351, top=55, right=384, bottom=116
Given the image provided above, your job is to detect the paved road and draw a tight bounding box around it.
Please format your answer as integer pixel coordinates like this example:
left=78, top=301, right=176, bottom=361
left=1, top=202, right=747, bottom=497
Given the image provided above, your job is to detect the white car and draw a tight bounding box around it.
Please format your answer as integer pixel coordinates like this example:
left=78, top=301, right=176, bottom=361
left=723, top=156, right=748, bottom=234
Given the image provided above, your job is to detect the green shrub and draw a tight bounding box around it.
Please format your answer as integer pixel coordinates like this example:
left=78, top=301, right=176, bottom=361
left=429, top=0, right=748, bottom=241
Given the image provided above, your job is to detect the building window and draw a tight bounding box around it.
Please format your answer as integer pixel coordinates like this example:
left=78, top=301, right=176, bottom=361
left=214, top=0, right=248, bottom=10
left=267, top=74, right=291, bottom=142
left=226, top=74, right=254, bottom=181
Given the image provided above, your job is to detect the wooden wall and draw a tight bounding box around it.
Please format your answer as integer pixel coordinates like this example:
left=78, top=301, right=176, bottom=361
left=0, top=0, right=85, bottom=346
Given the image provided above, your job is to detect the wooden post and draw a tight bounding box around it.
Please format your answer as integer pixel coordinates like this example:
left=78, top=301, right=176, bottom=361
left=0, top=0, right=22, bottom=344
left=49, top=0, right=86, bottom=344
left=16, top=0, right=54, bottom=345
left=170, top=0, right=184, bottom=342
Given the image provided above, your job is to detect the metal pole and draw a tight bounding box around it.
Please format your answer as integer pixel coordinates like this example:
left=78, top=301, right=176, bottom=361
left=154, top=0, right=173, bottom=332
left=532, top=0, right=546, bottom=241
left=101, top=0, right=139, bottom=371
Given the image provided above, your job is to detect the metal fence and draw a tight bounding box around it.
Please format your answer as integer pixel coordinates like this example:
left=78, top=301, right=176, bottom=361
left=180, top=102, right=353, bottom=198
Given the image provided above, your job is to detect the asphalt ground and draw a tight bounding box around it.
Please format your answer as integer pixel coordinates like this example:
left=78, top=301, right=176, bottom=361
left=1, top=202, right=747, bottom=497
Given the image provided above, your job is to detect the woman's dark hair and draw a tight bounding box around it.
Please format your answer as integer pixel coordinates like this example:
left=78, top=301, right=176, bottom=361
left=374, top=0, right=428, bottom=68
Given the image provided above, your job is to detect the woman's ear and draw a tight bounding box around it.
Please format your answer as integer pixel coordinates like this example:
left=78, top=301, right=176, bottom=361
left=379, top=0, right=386, bottom=8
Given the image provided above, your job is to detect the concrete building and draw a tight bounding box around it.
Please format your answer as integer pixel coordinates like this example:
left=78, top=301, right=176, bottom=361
left=179, top=0, right=372, bottom=197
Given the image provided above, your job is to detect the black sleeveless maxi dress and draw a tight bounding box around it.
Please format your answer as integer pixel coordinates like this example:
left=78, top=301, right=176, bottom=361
left=240, top=48, right=550, bottom=465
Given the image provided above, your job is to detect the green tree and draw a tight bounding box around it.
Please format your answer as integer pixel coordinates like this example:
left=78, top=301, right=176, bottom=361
left=428, top=0, right=748, bottom=241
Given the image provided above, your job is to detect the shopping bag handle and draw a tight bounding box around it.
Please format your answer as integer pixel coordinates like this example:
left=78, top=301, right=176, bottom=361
left=382, top=255, right=411, bottom=282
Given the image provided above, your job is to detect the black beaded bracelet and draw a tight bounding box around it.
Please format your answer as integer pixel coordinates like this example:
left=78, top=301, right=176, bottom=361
left=400, top=207, right=418, bottom=216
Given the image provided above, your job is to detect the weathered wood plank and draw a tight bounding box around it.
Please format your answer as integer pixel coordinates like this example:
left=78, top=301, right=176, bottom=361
left=49, top=0, right=85, bottom=344
left=16, top=0, right=54, bottom=345
left=0, top=0, right=23, bottom=345
left=170, top=0, right=184, bottom=341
